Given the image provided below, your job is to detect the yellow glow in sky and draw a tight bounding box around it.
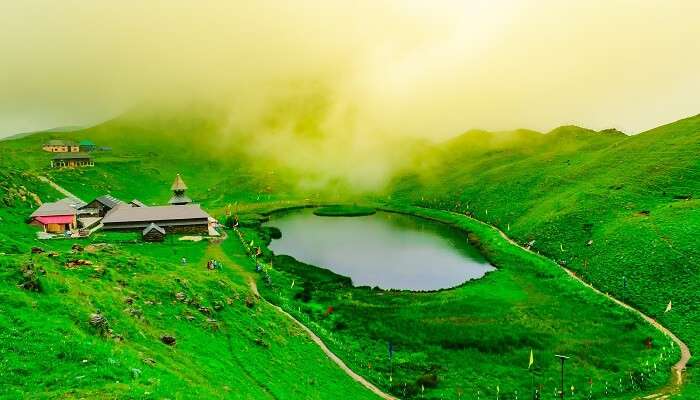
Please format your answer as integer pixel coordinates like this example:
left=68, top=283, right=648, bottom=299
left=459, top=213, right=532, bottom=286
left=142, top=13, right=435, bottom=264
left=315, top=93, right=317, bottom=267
left=1, top=0, right=699, bottom=137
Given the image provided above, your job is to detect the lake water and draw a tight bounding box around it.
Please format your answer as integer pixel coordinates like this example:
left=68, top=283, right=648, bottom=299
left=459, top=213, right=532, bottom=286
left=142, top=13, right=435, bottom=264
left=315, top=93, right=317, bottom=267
left=266, top=209, right=495, bottom=291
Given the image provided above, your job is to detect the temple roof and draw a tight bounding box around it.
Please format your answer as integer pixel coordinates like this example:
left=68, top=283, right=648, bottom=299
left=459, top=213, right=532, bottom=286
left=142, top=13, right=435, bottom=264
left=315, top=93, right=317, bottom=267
left=102, top=204, right=208, bottom=224
left=169, top=194, right=192, bottom=205
left=171, top=174, right=188, bottom=191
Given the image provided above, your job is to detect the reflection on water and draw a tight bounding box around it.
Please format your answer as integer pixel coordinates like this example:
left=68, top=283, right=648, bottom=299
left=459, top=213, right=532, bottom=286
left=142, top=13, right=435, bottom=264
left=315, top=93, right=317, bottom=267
left=266, top=209, right=495, bottom=291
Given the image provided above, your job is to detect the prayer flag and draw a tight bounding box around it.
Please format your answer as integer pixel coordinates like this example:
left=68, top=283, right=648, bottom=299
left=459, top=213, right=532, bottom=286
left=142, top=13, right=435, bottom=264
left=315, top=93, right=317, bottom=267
left=665, top=300, right=672, bottom=313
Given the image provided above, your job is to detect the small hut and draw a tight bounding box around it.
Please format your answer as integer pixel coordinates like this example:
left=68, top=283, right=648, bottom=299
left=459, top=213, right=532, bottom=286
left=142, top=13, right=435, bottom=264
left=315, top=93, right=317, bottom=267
left=30, top=200, right=78, bottom=233
left=142, top=223, right=166, bottom=242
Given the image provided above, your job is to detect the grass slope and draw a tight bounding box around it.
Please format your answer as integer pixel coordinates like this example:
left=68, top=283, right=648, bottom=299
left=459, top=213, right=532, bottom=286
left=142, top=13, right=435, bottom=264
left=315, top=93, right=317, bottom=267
left=0, top=110, right=697, bottom=398
left=245, top=205, right=674, bottom=399
left=0, top=157, right=377, bottom=398
left=389, top=117, right=700, bottom=397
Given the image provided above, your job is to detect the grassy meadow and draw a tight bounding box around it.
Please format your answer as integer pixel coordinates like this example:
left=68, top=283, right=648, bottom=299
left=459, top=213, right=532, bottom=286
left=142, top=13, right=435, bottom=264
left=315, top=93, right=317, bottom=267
left=0, top=110, right=697, bottom=398
left=244, top=205, right=676, bottom=399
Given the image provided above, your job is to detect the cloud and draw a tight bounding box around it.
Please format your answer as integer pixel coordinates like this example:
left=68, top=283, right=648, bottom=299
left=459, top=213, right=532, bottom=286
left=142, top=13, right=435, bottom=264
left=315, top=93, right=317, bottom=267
left=2, top=1, right=700, bottom=186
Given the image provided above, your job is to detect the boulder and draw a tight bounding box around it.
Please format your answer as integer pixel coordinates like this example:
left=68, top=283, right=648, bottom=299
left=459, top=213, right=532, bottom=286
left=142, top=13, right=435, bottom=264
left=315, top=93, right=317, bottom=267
left=160, top=335, right=177, bottom=346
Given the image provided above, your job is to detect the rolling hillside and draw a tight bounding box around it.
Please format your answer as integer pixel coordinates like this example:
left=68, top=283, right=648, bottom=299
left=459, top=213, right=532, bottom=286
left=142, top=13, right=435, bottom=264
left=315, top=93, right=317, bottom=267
left=0, top=110, right=697, bottom=398
left=389, top=115, right=700, bottom=396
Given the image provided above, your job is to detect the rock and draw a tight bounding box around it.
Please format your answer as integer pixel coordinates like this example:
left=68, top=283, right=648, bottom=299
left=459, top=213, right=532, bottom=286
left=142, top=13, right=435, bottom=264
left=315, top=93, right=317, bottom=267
left=31, top=247, right=45, bottom=254
left=206, top=318, right=220, bottom=330
left=126, top=307, right=143, bottom=318
left=91, top=267, right=106, bottom=278
left=142, top=358, right=157, bottom=366
left=175, top=292, right=186, bottom=302
left=160, top=335, right=177, bottom=346
left=89, top=313, right=110, bottom=334
left=124, top=296, right=134, bottom=305
left=198, top=306, right=211, bottom=315
left=587, top=240, right=593, bottom=246
left=71, top=244, right=84, bottom=252
left=245, top=295, right=257, bottom=308
left=18, top=263, right=42, bottom=292
left=65, top=259, right=93, bottom=269
left=47, top=252, right=59, bottom=258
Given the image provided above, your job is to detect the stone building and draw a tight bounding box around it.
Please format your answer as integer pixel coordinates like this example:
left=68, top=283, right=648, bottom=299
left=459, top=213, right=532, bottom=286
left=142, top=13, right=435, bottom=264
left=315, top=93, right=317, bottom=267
left=101, top=203, right=210, bottom=233
left=51, top=153, right=94, bottom=168
left=42, top=140, right=80, bottom=153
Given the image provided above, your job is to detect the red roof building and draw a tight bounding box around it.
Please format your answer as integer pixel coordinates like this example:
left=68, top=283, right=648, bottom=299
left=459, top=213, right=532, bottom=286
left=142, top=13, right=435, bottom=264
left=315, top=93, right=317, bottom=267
left=30, top=200, right=77, bottom=234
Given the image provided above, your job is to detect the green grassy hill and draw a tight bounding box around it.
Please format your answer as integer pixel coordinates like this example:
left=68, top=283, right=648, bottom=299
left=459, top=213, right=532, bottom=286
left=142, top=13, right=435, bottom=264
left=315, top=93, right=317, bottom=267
left=0, top=169, right=378, bottom=399
left=0, top=110, right=697, bottom=398
left=389, top=115, right=700, bottom=397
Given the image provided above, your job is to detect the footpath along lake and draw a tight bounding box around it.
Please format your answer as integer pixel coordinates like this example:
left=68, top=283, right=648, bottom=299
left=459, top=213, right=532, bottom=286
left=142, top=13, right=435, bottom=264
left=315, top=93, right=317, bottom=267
left=266, top=209, right=495, bottom=291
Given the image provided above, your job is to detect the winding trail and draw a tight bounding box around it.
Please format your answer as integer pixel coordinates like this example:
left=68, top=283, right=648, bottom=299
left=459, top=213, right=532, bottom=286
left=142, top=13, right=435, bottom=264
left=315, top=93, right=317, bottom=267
left=247, top=278, right=398, bottom=400
left=37, top=175, right=84, bottom=203
left=211, top=231, right=398, bottom=400
left=453, top=210, right=691, bottom=397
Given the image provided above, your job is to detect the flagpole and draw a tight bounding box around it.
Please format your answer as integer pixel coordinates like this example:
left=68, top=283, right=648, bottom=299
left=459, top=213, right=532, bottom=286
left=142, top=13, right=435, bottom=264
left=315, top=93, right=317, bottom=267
left=555, top=355, right=570, bottom=399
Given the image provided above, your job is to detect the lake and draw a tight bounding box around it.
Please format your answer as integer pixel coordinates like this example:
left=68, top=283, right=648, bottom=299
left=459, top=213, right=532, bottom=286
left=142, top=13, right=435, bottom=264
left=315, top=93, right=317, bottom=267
left=265, top=209, right=495, bottom=291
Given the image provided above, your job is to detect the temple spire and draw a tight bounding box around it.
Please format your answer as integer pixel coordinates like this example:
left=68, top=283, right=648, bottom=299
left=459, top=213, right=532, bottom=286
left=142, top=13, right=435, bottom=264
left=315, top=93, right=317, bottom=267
left=169, top=174, right=192, bottom=205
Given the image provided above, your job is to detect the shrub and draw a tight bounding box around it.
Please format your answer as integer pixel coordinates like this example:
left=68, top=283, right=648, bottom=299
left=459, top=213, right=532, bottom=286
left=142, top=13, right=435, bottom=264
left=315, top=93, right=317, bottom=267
left=416, top=372, right=439, bottom=388
left=264, top=226, right=282, bottom=240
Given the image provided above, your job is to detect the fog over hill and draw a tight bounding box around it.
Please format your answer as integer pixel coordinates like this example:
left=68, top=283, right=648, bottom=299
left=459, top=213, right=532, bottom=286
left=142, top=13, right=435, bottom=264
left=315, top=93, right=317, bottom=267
left=2, top=1, right=700, bottom=139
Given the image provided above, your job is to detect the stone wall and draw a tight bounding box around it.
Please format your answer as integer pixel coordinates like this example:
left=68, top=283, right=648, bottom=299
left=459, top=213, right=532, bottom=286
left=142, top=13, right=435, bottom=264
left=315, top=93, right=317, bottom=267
left=165, top=224, right=208, bottom=234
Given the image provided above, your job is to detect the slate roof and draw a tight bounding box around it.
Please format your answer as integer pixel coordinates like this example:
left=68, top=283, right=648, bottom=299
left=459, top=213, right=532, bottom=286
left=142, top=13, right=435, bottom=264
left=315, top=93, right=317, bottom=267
left=52, top=152, right=92, bottom=160
left=143, top=223, right=166, bottom=235
left=94, top=195, right=123, bottom=209
left=168, top=194, right=192, bottom=205
left=30, top=201, right=77, bottom=217
left=102, top=204, right=209, bottom=224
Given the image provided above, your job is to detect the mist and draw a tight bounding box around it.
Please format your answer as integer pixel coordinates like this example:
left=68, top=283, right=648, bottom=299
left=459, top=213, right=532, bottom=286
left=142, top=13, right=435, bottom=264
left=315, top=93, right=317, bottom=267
left=2, top=1, right=700, bottom=187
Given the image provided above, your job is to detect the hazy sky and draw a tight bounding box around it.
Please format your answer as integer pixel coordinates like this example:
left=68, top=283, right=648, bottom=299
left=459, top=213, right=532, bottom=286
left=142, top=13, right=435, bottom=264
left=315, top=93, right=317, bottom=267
left=2, top=0, right=700, bottom=139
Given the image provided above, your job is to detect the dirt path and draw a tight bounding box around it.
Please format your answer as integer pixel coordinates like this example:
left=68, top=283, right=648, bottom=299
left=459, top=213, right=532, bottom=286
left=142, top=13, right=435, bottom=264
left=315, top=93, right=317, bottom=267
left=456, top=211, right=691, bottom=397
left=37, top=175, right=84, bottom=203
left=247, top=278, right=398, bottom=400
left=207, top=235, right=399, bottom=400
left=209, top=234, right=398, bottom=400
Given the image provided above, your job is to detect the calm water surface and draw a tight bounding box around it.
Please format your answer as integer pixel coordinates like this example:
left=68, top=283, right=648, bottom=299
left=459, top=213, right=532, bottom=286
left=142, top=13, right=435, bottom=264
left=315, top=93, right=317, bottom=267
left=266, top=209, right=495, bottom=291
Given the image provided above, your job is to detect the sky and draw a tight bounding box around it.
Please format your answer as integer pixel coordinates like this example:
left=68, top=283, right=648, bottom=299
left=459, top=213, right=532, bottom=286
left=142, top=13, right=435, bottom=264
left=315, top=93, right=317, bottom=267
left=1, top=0, right=700, bottom=139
